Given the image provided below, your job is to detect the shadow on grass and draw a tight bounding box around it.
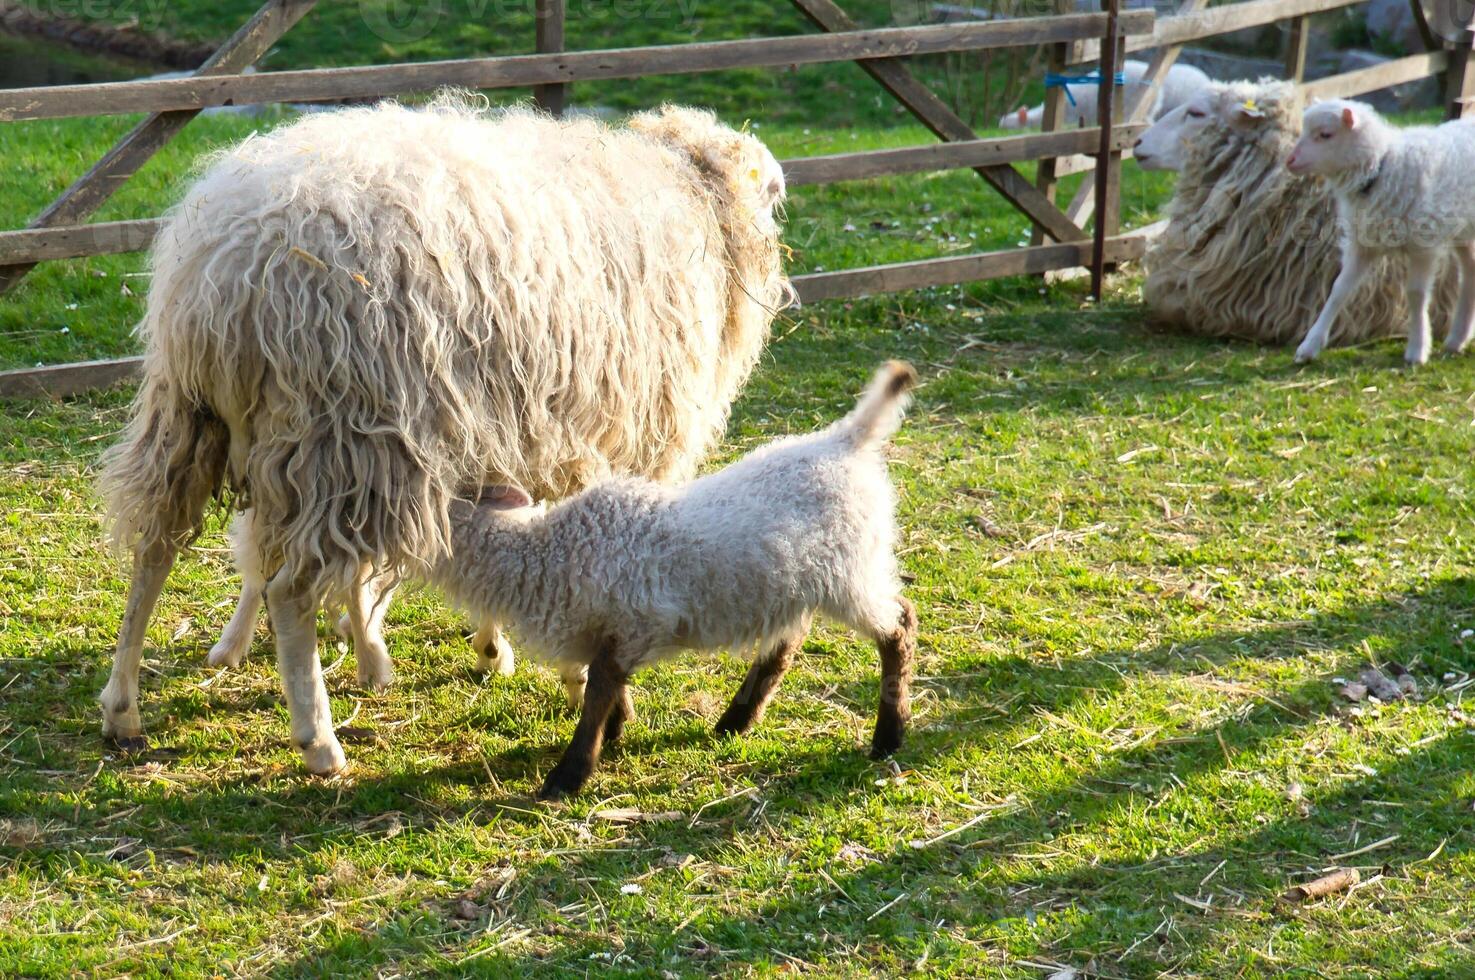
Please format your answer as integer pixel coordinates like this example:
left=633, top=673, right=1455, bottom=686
left=7, top=577, right=1467, bottom=972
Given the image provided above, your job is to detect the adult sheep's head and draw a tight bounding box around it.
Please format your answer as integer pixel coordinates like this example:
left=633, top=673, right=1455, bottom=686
left=1134, top=79, right=1299, bottom=172
left=629, top=105, right=787, bottom=237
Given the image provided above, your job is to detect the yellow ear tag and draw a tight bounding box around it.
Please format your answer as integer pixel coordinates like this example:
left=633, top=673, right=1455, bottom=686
left=749, top=167, right=760, bottom=182
left=1243, top=98, right=1259, bottom=112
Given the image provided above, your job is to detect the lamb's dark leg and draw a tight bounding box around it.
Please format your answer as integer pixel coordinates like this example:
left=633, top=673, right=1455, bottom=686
left=714, top=634, right=804, bottom=737
left=538, top=641, right=627, bottom=801
left=603, top=686, right=636, bottom=745
left=870, top=597, right=917, bottom=760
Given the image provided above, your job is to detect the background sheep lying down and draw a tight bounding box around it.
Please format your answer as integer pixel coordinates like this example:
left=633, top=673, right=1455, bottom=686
left=1135, top=79, right=1459, bottom=349
left=98, top=96, right=790, bottom=774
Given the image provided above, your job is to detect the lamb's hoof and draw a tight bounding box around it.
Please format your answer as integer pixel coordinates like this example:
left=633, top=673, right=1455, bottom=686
left=1405, top=351, right=1430, bottom=367
left=869, top=724, right=905, bottom=761
left=206, top=641, right=247, bottom=669
left=537, top=763, right=589, bottom=801
left=106, top=733, right=149, bottom=754
left=712, top=709, right=754, bottom=738
left=1293, top=347, right=1319, bottom=365
left=299, top=738, right=347, bottom=776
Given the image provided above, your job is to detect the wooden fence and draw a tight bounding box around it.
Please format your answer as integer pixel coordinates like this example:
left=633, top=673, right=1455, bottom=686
left=0, top=0, right=1470, bottom=398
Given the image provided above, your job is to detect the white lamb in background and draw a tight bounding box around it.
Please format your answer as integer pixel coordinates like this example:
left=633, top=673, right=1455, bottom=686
left=1287, top=99, right=1475, bottom=365
left=998, top=60, right=1210, bottom=129
left=1134, top=80, right=1459, bottom=348
left=432, top=362, right=921, bottom=800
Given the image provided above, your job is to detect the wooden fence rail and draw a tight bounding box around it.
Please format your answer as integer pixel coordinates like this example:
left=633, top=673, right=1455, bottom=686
left=4, top=0, right=1467, bottom=398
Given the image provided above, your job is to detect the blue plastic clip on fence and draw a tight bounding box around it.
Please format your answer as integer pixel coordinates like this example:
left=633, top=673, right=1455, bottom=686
left=1043, top=71, right=1128, bottom=107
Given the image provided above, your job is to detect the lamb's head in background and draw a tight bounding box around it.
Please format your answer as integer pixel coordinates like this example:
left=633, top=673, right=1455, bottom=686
left=998, top=105, right=1036, bottom=130
left=628, top=105, right=787, bottom=234
left=1286, top=99, right=1394, bottom=179
left=1135, top=78, right=1300, bottom=172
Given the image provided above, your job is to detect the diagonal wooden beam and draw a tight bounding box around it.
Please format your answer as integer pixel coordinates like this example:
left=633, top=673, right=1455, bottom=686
left=788, top=0, right=1088, bottom=243
left=0, top=0, right=317, bottom=296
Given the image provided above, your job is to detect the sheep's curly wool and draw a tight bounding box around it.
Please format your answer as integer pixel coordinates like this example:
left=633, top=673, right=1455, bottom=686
left=100, top=95, right=789, bottom=603
left=1144, top=80, right=1457, bottom=346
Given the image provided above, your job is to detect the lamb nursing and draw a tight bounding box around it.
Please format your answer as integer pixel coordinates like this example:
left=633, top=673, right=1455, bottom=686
left=433, top=362, right=921, bottom=800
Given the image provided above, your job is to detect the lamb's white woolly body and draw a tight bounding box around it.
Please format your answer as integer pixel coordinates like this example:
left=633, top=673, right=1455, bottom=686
left=96, top=96, right=789, bottom=771
left=435, top=371, right=910, bottom=673
left=1287, top=99, right=1475, bottom=364
left=998, top=60, right=1208, bottom=129
left=432, top=363, right=920, bottom=799
left=1141, top=80, right=1459, bottom=347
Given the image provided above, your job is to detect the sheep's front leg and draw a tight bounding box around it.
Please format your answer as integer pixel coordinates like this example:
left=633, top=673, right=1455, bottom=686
left=1296, top=246, right=1373, bottom=363
left=713, top=630, right=807, bottom=737
left=472, top=620, right=516, bottom=677
left=1404, top=248, right=1440, bottom=366
left=1443, top=242, right=1475, bottom=355
left=537, top=641, right=627, bottom=801
left=100, top=541, right=179, bottom=750
left=266, top=573, right=345, bottom=775
left=870, top=597, right=918, bottom=760
left=208, top=510, right=263, bottom=669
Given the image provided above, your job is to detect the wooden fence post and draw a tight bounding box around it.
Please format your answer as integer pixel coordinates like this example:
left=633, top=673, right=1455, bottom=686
left=1090, top=0, right=1121, bottom=299
left=534, top=0, right=567, bottom=116
left=1284, top=14, right=1310, bottom=81
left=1032, top=39, right=1071, bottom=248
left=1448, top=38, right=1475, bottom=119
left=0, top=0, right=317, bottom=296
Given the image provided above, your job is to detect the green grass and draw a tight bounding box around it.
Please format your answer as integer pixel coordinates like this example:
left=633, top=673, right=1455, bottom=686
left=4, top=281, right=1475, bottom=976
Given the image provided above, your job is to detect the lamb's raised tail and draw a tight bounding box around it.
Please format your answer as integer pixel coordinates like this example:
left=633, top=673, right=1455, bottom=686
left=835, top=360, right=917, bottom=448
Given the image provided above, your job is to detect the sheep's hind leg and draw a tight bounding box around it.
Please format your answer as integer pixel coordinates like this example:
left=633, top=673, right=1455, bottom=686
left=267, top=571, right=346, bottom=775
left=1404, top=248, right=1440, bottom=366
left=713, top=628, right=808, bottom=737
left=1295, top=246, right=1372, bottom=363
left=472, top=620, right=516, bottom=677
left=1442, top=243, right=1475, bottom=355
left=538, top=641, right=628, bottom=801
left=869, top=597, right=918, bottom=760
left=347, top=565, right=395, bottom=692
left=208, top=510, right=263, bottom=669
left=100, top=542, right=179, bottom=750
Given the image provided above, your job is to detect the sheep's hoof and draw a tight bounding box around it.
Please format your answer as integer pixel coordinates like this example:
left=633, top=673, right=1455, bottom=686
left=1405, top=351, right=1430, bottom=367
left=868, top=724, right=905, bottom=760
left=355, top=648, right=394, bottom=692
left=712, top=708, right=755, bottom=738
left=537, top=762, right=590, bottom=801
left=106, top=733, right=149, bottom=754
left=474, top=638, right=516, bottom=677
left=206, top=640, right=247, bottom=669
left=299, top=738, right=347, bottom=776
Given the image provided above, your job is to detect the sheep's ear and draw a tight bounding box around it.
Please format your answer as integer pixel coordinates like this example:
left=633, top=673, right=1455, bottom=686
left=1341, top=106, right=1357, bottom=130
left=476, top=485, right=534, bottom=510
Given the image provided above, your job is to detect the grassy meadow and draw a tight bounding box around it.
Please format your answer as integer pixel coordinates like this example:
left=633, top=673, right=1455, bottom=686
left=2, top=3, right=1474, bottom=977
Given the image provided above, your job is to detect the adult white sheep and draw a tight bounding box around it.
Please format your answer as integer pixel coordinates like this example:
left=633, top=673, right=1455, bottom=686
left=998, top=60, right=1209, bottom=129
left=1135, top=80, right=1458, bottom=347
left=1287, top=99, right=1475, bottom=365
left=98, top=95, right=791, bottom=774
